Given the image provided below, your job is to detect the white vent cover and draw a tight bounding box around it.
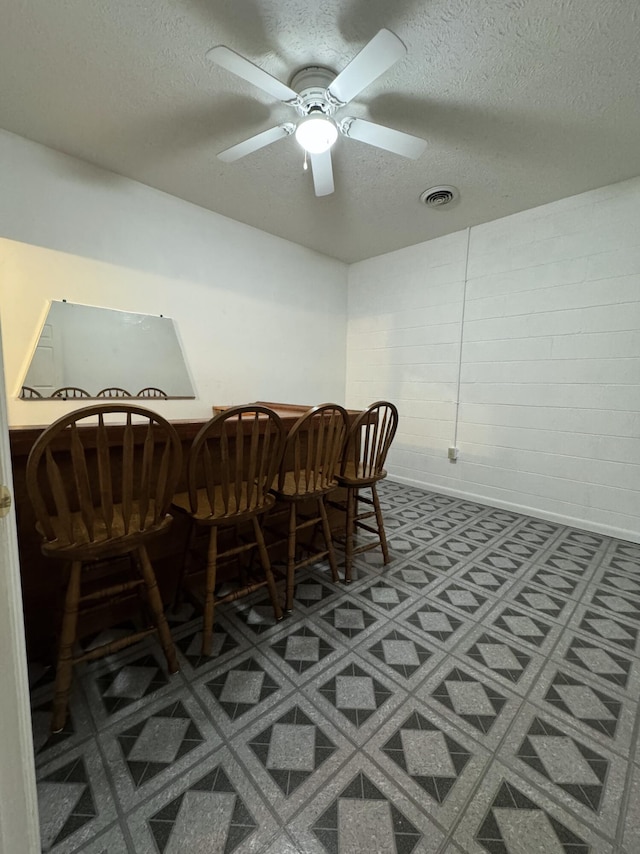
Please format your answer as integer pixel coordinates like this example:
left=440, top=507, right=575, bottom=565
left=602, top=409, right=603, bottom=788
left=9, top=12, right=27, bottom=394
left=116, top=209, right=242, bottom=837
left=419, top=185, right=459, bottom=207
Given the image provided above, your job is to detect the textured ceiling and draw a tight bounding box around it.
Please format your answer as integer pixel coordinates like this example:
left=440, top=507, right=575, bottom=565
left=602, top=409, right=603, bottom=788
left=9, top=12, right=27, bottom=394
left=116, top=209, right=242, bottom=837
left=2, top=0, right=640, bottom=262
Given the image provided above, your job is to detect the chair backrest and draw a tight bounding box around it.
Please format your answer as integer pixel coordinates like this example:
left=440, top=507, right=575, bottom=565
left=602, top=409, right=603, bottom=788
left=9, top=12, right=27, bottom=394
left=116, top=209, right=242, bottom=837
left=26, top=404, right=182, bottom=544
left=96, top=387, right=132, bottom=398
left=51, top=387, right=91, bottom=399
left=187, top=405, right=285, bottom=518
left=137, top=387, right=168, bottom=398
left=21, top=386, right=42, bottom=399
left=278, top=403, right=348, bottom=495
left=341, top=401, right=398, bottom=482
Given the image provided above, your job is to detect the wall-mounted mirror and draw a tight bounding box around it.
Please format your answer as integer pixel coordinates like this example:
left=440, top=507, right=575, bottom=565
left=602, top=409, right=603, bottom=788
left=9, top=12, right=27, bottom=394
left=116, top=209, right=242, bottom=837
left=20, top=301, right=195, bottom=400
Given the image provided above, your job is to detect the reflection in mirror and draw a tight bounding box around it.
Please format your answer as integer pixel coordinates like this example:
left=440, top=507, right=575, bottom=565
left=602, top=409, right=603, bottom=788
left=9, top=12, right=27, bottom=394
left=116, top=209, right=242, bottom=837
left=21, top=302, right=195, bottom=400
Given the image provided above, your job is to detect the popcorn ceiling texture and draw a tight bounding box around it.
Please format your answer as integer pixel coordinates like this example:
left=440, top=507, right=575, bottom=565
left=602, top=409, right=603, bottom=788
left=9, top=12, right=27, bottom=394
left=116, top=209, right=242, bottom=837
left=1, top=0, right=639, bottom=262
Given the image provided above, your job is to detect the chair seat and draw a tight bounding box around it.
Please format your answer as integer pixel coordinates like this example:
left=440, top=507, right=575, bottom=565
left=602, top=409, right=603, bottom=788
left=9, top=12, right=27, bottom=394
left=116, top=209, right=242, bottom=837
left=336, top=461, right=387, bottom=487
left=172, top=486, right=276, bottom=524
left=272, top=470, right=339, bottom=501
left=40, top=505, right=171, bottom=560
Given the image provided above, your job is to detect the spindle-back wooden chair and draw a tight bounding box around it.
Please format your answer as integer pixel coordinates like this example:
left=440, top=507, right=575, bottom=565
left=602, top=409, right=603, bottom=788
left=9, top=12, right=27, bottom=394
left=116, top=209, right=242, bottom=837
left=21, top=386, right=43, bottom=399
left=96, top=387, right=132, bottom=398
left=270, top=403, right=348, bottom=612
left=332, top=401, right=399, bottom=582
left=137, top=387, right=168, bottom=398
left=171, top=405, right=286, bottom=655
left=51, top=387, right=91, bottom=399
left=26, top=404, right=182, bottom=732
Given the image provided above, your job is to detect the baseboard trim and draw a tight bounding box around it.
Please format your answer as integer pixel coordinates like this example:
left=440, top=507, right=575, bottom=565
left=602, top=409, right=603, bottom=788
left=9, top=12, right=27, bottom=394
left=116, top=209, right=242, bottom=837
left=388, top=474, right=640, bottom=545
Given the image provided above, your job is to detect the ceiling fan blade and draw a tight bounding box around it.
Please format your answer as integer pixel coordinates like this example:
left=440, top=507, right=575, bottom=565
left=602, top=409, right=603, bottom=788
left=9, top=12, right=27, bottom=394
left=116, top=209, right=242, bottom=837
left=206, top=45, right=299, bottom=103
left=310, top=150, right=335, bottom=196
left=328, top=29, right=406, bottom=105
left=340, top=117, right=426, bottom=159
left=218, top=124, right=294, bottom=162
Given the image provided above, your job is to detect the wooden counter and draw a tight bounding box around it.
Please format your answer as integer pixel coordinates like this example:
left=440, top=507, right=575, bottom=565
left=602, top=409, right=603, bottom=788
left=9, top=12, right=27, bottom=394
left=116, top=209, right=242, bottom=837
left=10, top=403, right=357, bottom=658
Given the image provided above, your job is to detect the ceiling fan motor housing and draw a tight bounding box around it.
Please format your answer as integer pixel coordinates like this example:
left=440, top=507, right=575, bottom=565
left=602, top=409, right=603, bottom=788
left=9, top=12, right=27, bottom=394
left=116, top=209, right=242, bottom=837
left=289, top=66, right=342, bottom=117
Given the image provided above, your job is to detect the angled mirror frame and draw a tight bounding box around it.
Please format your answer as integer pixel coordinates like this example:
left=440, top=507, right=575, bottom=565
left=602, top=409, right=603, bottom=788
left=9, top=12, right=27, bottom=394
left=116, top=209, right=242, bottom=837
left=20, top=301, right=195, bottom=400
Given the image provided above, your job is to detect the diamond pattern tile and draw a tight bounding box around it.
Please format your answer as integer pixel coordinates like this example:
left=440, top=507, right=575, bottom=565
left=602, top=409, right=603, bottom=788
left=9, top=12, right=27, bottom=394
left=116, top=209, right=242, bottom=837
left=318, top=662, right=393, bottom=728
left=270, top=624, right=337, bottom=676
left=491, top=606, right=554, bottom=647
left=464, top=632, right=532, bottom=684
left=475, top=780, right=590, bottom=854
left=458, top=566, right=511, bottom=593
left=564, top=636, right=633, bottom=690
left=542, top=670, right=622, bottom=738
left=431, top=667, right=507, bottom=734
left=358, top=579, right=410, bottom=612
left=26, top=481, right=639, bottom=853
left=403, top=602, right=465, bottom=644
left=38, top=757, right=97, bottom=848
left=147, top=765, right=257, bottom=853
left=578, top=610, right=638, bottom=651
left=366, top=628, right=434, bottom=680
left=512, top=585, right=567, bottom=619
left=311, top=771, right=422, bottom=853
left=380, top=710, right=471, bottom=804
left=118, top=700, right=204, bottom=787
left=529, top=568, right=579, bottom=596
left=94, top=654, right=169, bottom=716
left=435, top=582, right=488, bottom=615
left=205, top=657, right=281, bottom=721
left=517, top=717, right=609, bottom=811
left=248, top=705, right=337, bottom=796
left=319, top=600, right=379, bottom=639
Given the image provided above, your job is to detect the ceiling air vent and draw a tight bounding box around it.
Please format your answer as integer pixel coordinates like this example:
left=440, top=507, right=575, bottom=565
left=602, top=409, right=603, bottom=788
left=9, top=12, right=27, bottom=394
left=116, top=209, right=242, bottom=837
left=419, top=185, right=459, bottom=208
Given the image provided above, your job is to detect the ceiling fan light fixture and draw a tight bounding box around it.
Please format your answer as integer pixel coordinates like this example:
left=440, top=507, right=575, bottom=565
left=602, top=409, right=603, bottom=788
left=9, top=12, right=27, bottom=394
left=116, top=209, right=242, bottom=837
left=295, top=116, right=338, bottom=154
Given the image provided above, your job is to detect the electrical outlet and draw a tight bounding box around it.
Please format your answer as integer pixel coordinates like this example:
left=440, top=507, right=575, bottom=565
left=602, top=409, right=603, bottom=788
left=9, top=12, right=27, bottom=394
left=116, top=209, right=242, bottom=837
left=448, top=446, right=459, bottom=462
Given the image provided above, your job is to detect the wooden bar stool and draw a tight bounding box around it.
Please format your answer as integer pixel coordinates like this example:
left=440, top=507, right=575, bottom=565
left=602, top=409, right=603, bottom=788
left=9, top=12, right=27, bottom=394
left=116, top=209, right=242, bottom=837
left=332, top=401, right=399, bottom=583
left=270, top=403, right=348, bottom=613
left=171, top=405, right=286, bottom=656
left=26, top=404, right=182, bottom=732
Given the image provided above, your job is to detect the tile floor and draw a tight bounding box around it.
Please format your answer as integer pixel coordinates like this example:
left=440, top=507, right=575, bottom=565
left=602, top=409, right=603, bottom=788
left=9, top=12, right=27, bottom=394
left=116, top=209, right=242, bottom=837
left=28, top=481, right=640, bottom=853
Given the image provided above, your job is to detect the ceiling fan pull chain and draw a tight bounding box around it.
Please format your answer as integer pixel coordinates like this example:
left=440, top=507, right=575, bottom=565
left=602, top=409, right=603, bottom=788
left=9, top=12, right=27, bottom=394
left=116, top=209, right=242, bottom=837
left=303, top=150, right=308, bottom=171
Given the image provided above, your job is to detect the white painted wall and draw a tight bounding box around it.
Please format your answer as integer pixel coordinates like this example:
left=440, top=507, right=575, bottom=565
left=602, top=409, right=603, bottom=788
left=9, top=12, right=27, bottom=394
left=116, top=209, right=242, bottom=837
left=347, top=178, right=640, bottom=542
left=0, top=130, right=348, bottom=426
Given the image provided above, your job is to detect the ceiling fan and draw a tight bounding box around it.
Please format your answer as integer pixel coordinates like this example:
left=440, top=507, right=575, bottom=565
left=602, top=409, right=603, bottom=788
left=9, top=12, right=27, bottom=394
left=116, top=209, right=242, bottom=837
left=207, top=29, right=427, bottom=197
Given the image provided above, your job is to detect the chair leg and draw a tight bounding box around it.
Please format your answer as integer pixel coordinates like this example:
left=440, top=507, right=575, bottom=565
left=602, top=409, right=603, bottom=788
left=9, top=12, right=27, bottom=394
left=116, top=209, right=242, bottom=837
left=285, top=502, right=297, bottom=613
left=137, top=546, right=179, bottom=674
left=252, top=516, right=283, bottom=622
left=201, top=528, right=218, bottom=656
left=51, top=560, right=82, bottom=733
left=344, top=487, right=356, bottom=584
left=371, top=484, right=390, bottom=564
left=318, top=496, right=339, bottom=583
left=173, top=518, right=196, bottom=612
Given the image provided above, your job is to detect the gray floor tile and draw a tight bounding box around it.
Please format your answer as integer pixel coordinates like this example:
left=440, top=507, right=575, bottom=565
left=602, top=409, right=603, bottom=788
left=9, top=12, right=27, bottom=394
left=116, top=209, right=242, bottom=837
left=230, top=693, right=355, bottom=821
left=453, top=622, right=546, bottom=696
left=525, top=659, right=637, bottom=757
left=97, top=685, right=222, bottom=810
left=36, top=739, right=118, bottom=854
left=451, top=761, right=614, bottom=854
left=363, top=695, right=491, bottom=833
left=414, top=659, right=523, bottom=750
left=497, top=705, right=628, bottom=839
left=621, top=762, right=640, bottom=854
left=26, top=481, right=640, bottom=854
left=302, top=653, right=407, bottom=746
left=192, top=648, right=295, bottom=739
left=126, top=746, right=278, bottom=853
left=288, top=753, right=446, bottom=853
left=352, top=618, right=446, bottom=691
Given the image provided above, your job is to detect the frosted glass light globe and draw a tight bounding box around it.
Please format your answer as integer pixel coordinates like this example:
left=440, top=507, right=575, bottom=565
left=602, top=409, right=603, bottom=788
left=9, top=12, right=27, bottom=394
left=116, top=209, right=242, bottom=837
left=295, top=116, right=338, bottom=154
